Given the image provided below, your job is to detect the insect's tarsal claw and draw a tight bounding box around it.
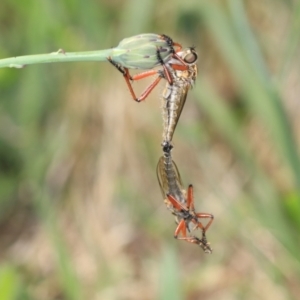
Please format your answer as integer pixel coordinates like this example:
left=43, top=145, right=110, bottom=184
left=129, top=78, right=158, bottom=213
left=197, top=231, right=213, bottom=253
left=158, top=70, right=165, bottom=78
left=204, top=246, right=213, bottom=254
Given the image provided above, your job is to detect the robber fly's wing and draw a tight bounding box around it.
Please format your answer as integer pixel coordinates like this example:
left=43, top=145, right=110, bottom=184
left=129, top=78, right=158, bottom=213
left=172, top=84, right=189, bottom=135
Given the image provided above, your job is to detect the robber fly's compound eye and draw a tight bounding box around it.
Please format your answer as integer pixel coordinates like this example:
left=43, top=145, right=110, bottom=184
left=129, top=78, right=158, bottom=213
left=183, top=48, right=198, bottom=65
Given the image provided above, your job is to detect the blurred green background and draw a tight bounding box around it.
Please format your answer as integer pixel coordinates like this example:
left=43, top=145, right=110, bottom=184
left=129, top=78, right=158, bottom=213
left=1, top=0, right=300, bottom=299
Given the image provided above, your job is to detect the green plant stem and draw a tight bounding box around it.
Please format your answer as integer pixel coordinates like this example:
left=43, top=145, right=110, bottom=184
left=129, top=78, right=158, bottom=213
left=0, top=48, right=114, bottom=69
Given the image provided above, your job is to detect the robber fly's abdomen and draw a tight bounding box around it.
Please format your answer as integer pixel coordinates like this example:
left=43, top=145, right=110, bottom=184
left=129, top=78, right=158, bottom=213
left=161, top=83, right=183, bottom=144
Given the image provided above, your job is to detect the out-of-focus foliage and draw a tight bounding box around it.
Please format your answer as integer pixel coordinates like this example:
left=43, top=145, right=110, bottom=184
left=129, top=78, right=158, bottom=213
left=0, top=0, right=300, bottom=299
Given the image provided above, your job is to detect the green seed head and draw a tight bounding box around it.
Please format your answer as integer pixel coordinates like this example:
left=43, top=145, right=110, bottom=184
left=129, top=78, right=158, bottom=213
left=111, top=33, right=175, bottom=69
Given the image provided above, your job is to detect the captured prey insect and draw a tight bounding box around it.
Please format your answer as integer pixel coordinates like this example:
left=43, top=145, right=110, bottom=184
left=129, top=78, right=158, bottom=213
left=156, top=148, right=214, bottom=253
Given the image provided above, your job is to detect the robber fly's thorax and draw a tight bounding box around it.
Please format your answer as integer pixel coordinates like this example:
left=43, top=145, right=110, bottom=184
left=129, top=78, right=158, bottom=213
left=173, top=63, right=197, bottom=86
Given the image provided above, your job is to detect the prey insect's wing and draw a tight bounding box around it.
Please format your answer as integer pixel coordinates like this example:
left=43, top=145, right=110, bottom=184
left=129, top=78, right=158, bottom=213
left=156, top=156, right=183, bottom=198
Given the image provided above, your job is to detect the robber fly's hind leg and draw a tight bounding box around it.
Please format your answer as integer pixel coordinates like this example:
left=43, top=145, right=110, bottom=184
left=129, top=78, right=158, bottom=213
left=108, top=56, right=164, bottom=102
left=107, top=56, right=141, bottom=101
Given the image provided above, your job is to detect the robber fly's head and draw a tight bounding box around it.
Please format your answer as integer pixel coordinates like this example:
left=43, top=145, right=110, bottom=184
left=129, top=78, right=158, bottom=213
left=181, top=47, right=198, bottom=65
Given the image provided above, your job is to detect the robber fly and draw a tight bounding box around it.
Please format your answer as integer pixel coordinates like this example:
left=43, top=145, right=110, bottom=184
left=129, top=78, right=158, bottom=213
left=160, top=47, right=197, bottom=148
left=157, top=149, right=214, bottom=253
left=109, top=45, right=197, bottom=149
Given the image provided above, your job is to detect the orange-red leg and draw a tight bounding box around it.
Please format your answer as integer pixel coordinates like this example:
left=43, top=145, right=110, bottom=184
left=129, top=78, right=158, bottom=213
left=159, top=34, right=187, bottom=67
left=172, top=42, right=182, bottom=52
left=174, top=219, right=188, bottom=239
left=169, top=63, right=189, bottom=71
left=187, top=184, right=195, bottom=211
left=174, top=221, right=211, bottom=252
left=155, top=46, right=190, bottom=84
left=167, top=194, right=188, bottom=211
left=160, top=34, right=182, bottom=52
left=124, top=69, right=164, bottom=102
left=195, top=213, right=214, bottom=232
left=186, top=184, right=214, bottom=233
left=167, top=191, right=213, bottom=234
left=108, top=56, right=165, bottom=102
left=174, top=218, right=200, bottom=240
left=135, top=76, right=163, bottom=102
left=182, top=234, right=213, bottom=253
left=108, top=44, right=189, bottom=102
left=174, top=220, right=207, bottom=246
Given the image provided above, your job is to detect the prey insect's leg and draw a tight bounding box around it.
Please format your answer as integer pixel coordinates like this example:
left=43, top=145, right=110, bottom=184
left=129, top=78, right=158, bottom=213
left=167, top=193, right=212, bottom=235
left=174, top=219, right=188, bottom=239
left=186, top=184, right=214, bottom=233
left=187, top=234, right=213, bottom=254
left=174, top=220, right=210, bottom=251
left=187, top=184, right=195, bottom=211
left=194, top=212, right=214, bottom=233
left=188, top=212, right=214, bottom=233
left=175, top=222, right=212, bottom=253
left=166, top=194, right=188, bottom=212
